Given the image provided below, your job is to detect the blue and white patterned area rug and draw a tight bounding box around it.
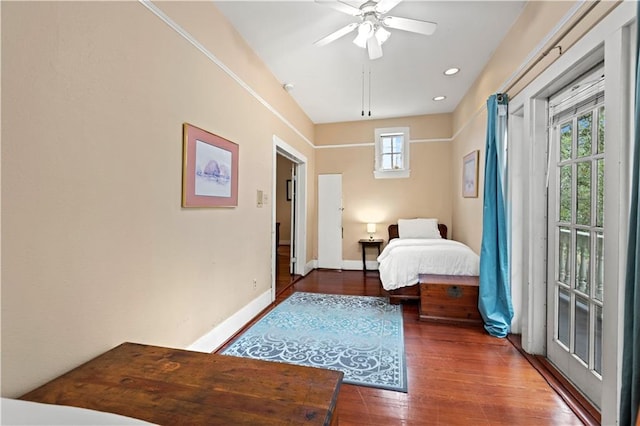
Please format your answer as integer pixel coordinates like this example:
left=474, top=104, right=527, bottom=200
left=221, top=292, right=407, bottom=392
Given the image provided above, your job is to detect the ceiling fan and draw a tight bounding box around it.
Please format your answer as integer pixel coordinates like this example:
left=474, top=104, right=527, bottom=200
left=314, top=0, right=437, bottom=60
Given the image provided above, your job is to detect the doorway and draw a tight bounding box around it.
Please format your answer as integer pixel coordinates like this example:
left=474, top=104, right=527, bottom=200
left=275, top=154, right=297, bottom=294
left=273, top=136, right=308, bottom=300
left=546, top=67, right=605, bottom=406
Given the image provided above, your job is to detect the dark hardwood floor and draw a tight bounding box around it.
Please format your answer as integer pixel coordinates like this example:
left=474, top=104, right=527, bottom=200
left=229, top=267, right=584, bottom=425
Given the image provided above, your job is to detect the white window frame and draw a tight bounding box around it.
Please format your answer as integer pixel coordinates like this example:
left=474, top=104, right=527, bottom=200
left=374, top=127, right=410, bottom=179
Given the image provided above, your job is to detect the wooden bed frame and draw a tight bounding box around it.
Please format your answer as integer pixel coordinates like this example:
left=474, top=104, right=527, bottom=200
left=383, top=223, right=448, bottom=305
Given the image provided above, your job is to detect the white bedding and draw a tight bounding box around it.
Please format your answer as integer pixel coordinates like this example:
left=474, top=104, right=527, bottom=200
left=377, top=238, right=479, bottom=291
left=1, top=398, right=154, bottom=425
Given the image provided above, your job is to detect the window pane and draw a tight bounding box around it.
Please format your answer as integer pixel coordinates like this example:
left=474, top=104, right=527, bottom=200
left=392, top=153, right=403, bottom=169
left=559, top=165, right=572, bottom=222
left=381, top=154, right=392, bottom=169
left=597, top=159, right=604, bottom=227
left=576, top=162, right=591, bottom=225
left=577, top=113, right=592, bottom=157
left=575, top=230, right=590, bottom=294
left=595, top=232, right=604, bottom=302
left=595, top=305, right=602, bottom=375
left=574, top=296, right=590, bottom=363
left=560, top=122, right=572, bottom=161
left=598, top=106, right=605, bottom=154
left=382, top=137, right=392, bottom=154
left=558, top=227, right=571, bottom=285
left=392, top=136, right=403, bottom=153
left=557, top=288, right=570, bottom=347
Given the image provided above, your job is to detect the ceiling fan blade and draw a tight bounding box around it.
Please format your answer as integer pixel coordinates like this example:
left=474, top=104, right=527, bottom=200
left=374, top=0, right=402, bottom=14
left=382, top=16, right=437, bottom=36
left=315, top=0, right=362, bottom=16
left=314, top=22, right=359, bottom=46
left=367, top=36, right=383, bottom=60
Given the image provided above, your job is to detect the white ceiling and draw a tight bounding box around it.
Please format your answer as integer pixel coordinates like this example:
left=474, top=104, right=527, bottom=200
left=214, top=1, right=526, bottom=124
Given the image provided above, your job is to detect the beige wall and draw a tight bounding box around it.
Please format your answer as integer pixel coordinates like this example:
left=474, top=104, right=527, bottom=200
left=1, top=1, right=315, bottom=397
left=315, top=114, right=453, bottom=262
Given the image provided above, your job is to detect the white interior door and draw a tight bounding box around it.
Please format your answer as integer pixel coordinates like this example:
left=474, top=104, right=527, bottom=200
left=318, top=174, right=342, bottom=269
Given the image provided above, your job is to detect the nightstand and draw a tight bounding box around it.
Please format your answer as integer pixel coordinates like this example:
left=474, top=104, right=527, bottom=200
left=358, top=239, right=384, bottom=272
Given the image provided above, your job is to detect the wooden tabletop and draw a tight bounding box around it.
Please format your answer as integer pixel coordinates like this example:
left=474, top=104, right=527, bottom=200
left=20, top=342, right=343, bottom=425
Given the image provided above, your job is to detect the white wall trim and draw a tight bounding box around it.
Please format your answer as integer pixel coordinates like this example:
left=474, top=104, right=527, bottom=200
left=186, top=290, right=272, bottom=353
left=315, top=138, right=453, bottom=150
left=139, top=0, right=314, bottom=149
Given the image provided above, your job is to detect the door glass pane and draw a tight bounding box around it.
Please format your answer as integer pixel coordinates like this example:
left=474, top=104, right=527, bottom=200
left=575, top=231, right=590, bottom=294
left=560, top=122, right=572, bottom=161
left=598, top=106, right=605, bottom=154
left=574, top=296, right=590, bottom=363
left=558, top=288, right=570, bottom=347
left=558, top=227, right=571, bottom=285
left=576, top=162, right=591, bottom=225
left=595, top=232, right=604, bottom=302
left=595, top=305, right=603, bottom=375
left=577, top=113, right=592, bottom=157
left=560, top=165, right=572, bottom=222
left=597, top=159, right=604, bottom=227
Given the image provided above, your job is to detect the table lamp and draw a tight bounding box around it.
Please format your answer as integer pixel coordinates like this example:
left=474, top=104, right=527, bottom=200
left=367, top=223, right=376, bottom=240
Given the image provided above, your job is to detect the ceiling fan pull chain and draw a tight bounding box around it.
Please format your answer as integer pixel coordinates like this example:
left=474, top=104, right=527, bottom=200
left=361, top=67, right=365, bottom=116
left=368, top=69, right=372, bottom=116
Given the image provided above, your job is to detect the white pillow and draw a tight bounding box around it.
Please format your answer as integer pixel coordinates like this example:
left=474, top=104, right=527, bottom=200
left=398, top=218, right=441, bottom=239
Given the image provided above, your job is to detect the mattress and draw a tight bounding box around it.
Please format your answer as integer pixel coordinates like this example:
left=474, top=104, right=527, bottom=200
left=377, top=238, right=480, bottom=291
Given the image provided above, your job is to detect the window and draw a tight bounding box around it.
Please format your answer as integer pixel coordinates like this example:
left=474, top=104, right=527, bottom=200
left=374, top=127, right=410, bottom=179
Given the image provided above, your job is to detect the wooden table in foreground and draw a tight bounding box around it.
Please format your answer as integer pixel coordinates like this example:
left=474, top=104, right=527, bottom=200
left=20, top=342, right=343, bottom=425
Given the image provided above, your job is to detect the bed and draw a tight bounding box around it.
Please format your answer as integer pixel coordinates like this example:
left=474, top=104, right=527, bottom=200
left=378, top=219, right=480, bottom=304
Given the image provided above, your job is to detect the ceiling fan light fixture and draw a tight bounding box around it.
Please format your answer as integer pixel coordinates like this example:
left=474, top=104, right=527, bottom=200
left=374, top=26, right=391, bottom=45
left=353, top=21, right=374, bottom=48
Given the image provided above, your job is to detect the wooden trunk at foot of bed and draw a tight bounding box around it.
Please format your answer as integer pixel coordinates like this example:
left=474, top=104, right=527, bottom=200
left=418, top=274, right=481, bottom=324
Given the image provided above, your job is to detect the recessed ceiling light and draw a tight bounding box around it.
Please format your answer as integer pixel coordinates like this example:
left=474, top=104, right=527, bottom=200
left=444, top=67, right=460, bottom=76
left=433, top=96, right=446, bottom=101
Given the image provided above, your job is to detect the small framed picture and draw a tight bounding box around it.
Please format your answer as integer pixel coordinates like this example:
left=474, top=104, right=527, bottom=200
left=462, top=150, right=479, bottom=198
left=182, top=123, right=239, bottom=207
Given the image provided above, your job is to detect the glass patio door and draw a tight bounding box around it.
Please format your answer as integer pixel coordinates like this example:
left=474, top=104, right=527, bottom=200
left=547, top=69, right=604, bottom=407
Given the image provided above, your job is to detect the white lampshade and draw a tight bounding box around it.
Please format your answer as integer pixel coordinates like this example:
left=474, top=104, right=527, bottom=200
left=374, top=27, right=391, bottom=45
left=367, top=223, right=377, bottom=234
left=353, top=22, right=374, bottom=48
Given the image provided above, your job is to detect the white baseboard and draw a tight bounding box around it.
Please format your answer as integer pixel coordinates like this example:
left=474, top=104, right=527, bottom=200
left=187, top=289, right=272, bottom=353
left=308, top=260, right=379, bottom=271
left=342, top=260, right=379, bottom=271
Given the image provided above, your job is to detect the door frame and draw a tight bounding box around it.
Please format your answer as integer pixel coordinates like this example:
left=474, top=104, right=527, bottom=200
left=272, top=135, right=308, bottom=301
left=508, top=4, right=635, bottom=423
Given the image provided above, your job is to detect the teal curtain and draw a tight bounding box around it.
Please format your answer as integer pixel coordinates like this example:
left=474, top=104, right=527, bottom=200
left=620, top=3, right=640, bottom=424
left=478, top=93, right=513, bottom=338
